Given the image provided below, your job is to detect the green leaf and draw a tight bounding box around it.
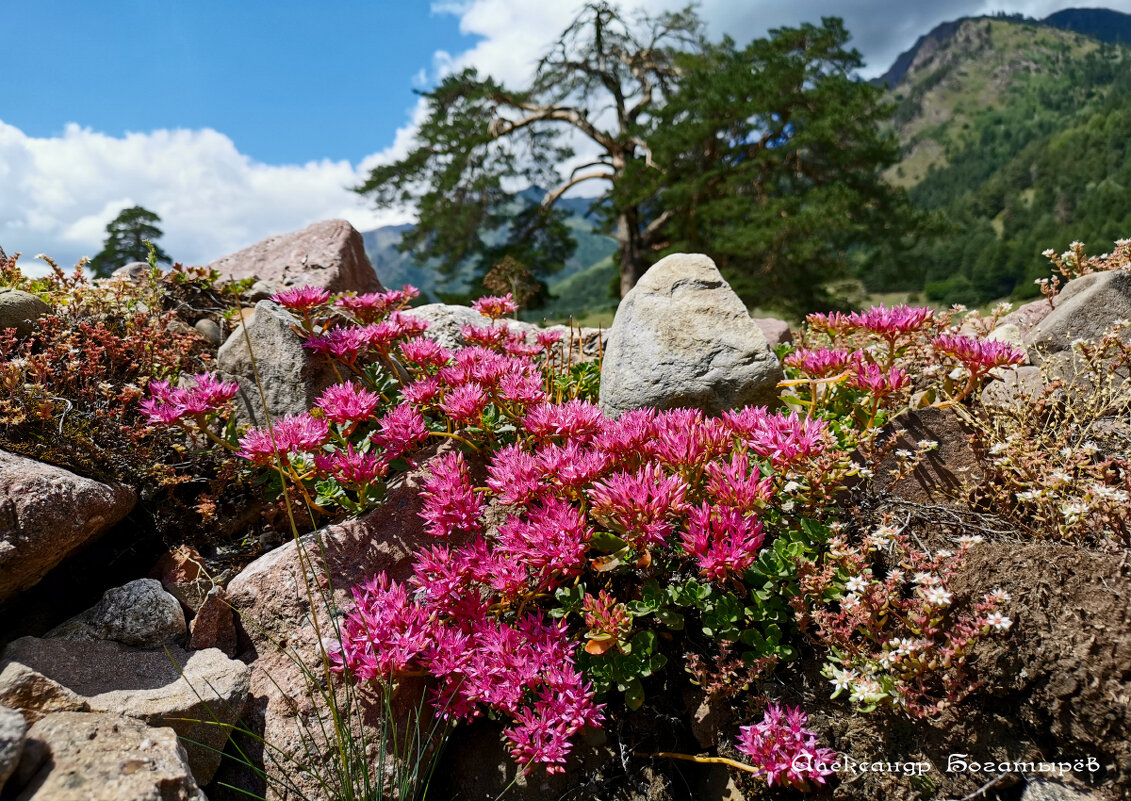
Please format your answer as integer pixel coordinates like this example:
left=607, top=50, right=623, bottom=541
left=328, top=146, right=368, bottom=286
left=624, top=678, right=645, bottom=711
left=590, top=531, right=629, bottom=553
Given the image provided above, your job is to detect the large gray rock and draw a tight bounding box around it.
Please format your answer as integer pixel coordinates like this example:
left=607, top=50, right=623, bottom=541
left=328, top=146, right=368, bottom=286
left=599, top=253, right=783, bottom=417
left=0, top=450, right=136, bottom=603
left=50, top=579, right=186, bottom=648
left=405, top=303, right=606, bottom=362
left=12, top=711, right=206, bottom=801
left=0, top=289, right=49, bottom=338
left=1, top=637, right=249, bottom=785
left=980, top=365, right=1047, bottom=409
left=208, top=218, right=382, bottom=294
left=404, top=303, right=484, bottom=351
left=217, top=300, right=338, bottom=426
left=0, top=705, right=27, bottom=792
left=1027, top=271, right=1131, bottom=356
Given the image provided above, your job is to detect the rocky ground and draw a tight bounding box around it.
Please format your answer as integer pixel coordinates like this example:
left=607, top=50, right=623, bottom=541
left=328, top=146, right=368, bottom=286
left=0, top=220, right=1128, bottom=801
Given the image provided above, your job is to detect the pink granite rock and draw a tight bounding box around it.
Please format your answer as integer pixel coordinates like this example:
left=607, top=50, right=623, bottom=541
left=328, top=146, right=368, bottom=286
left=208, top=219, right=382, bottom=294
left=0, top=451, right=135, bottom=603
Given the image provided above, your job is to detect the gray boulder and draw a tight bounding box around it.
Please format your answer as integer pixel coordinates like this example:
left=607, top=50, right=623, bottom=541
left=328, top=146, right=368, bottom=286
left=0, top=705, right=26, bottom=792
left=1, top=637, right=249, bottom=785
left=208, top=218, right=382, bottom=294
left=405, top=303, right=606, bottom=362
left=0, top=450, right=136, bottom=603
left=50, top=579, right=186, bottom=648
left=1026, top=271, right=1131, bottom=356
left=599, top=253, right=782, bottom=417
left=998, top=296, right=1058, bottom=339
left=91, top=580, right=186, bottom=647
left=404, top=303, right=486, bottom=351
left=217, top=300, right=338, bottom=426
left=12, top=711, right=206, bottom=801
left=0, top=289, right=49, bottom=338
left=980, top=365, right=1048, bottom=409
left=192, top=317, right=222, bottom=346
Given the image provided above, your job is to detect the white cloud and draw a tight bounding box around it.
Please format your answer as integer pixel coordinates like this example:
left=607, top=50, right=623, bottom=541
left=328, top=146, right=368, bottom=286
left=0, top=120, right=411, bottom=272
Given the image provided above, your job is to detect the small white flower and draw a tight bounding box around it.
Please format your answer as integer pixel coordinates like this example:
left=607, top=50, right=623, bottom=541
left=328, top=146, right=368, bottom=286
left=829, top=666, right=856, bottom=694
left=845, top=576, right=868, bottom=594
left=955, top=535, right=984, bottom=548
left=1059, top=447, right=1073, bottom=458
left=783, top=480, right=802, bottom=494
left=1081, top=441, right=1099, bottom=455
left=913, top=572, right=939, bottom=586
left=853, top=463, right=875, bottom=480
left=935, top=549, right=954, bottom=558
left=923, top=586, right=953, bottom=607
left=895, top=449, right=913, bottom=459
left=989, top=442, right=1009, bottom=456
left=1060, top=501, right=1088, bottom=524
left=917, top=439, right=939, bottom=451
left=984, top=612, right=1012, bottom=631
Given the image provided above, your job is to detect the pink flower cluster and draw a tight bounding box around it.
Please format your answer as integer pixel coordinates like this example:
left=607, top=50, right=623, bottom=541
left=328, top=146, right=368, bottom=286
left=736, top=704, right=837, bottom=789
left=330, top=573, right=604, bottom=774
left=140, top=373, right=239, bottom=424
left=472, top=293, right=518, bottom=320
left=932, top=334, right=1026, bottom=375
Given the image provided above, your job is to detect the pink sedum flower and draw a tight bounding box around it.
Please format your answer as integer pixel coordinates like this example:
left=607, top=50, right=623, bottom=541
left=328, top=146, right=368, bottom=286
left=849, top=362, right=909, bottom=397
left=587, top=462, right=687, bottom=548
left=682, top=503, right=765, bottom=579
left=315, top=381, right=381, bottom=424
left=736, top=704, right=838, bottom=789
left=419, top=450, right=483, bottom=538
left=314, top=444, right=387, bottom=485
left=849, top=304, right=934, bottom=339
left=399, top=338, right=452, bottom=369
left=523, top=399, right=606, bottom=442
left=375, top=403, right=428, bottom=458
left=441, top=383, right=488, bottom=424
left=472, top=293, right=518, bottom=320
left=272, top=286, right=331, bottom=312
left=784, top=347, right=860, bottom=378
left=932, top=334, right=1026, bottom=375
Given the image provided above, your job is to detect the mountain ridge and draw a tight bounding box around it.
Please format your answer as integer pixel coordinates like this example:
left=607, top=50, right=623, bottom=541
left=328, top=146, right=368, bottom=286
left=875, top=7, right=1131, bottom=88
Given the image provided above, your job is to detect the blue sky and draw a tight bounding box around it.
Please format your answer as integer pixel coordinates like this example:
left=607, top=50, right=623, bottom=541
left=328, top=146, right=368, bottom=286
left=3, top=0, right=1128, bottom=270
left=5, top=1, right=475, bottom=165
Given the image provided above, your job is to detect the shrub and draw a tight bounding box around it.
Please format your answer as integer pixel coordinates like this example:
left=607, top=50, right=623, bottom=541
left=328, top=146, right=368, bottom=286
left=143, top=289, right=1024, bottom=783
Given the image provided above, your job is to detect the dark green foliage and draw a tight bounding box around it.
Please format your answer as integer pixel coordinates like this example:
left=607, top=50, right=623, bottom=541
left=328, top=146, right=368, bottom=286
left=88, top=205, right=171, bottom=278
left=866, top=36, right=1131, bottom=307
left=1044, top=8, right=1131, bottom=46
left=630, top=19, right=922, bottom=314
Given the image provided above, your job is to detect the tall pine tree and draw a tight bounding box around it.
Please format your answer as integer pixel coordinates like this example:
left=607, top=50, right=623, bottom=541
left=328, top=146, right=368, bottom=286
left=88, top=206, right=171, bottom=277
left=356, top=4, right=915, bottom=312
